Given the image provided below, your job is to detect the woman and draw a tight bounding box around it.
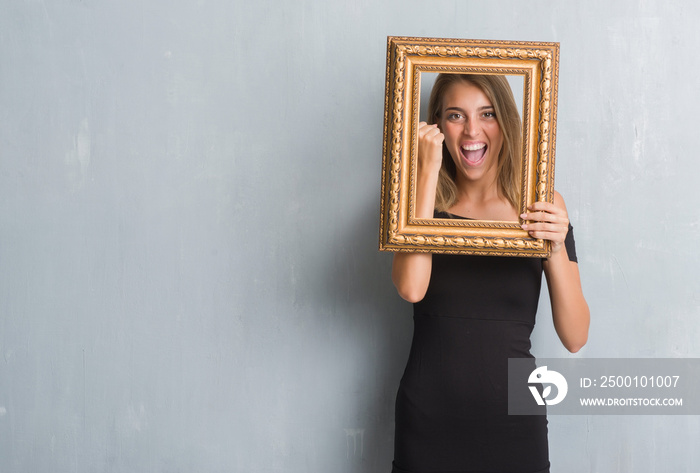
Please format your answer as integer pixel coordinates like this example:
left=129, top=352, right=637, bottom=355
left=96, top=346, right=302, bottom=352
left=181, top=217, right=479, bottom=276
left=391, top=74, right=590, bottom=473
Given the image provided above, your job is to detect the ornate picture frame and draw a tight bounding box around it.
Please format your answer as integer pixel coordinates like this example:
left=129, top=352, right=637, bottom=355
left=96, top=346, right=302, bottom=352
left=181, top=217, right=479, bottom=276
left=379, top=37, right=560, bottom=257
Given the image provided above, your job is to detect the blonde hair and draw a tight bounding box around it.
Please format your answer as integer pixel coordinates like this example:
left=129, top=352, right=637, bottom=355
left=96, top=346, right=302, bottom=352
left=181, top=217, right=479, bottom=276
left=427, top=74, right=522, bottom=212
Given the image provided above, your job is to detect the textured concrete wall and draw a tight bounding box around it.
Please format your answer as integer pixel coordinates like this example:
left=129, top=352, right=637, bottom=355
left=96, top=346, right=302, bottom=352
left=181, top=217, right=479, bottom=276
left=1, top=1, right=699, bottom=471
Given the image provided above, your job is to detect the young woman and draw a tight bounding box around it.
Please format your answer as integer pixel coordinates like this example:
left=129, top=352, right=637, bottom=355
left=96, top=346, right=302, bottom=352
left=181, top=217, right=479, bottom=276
left=391, top=74, right=589, bottom=473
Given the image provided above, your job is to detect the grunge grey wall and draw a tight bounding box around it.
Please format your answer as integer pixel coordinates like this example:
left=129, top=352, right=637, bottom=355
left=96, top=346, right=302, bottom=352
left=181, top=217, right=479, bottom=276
left=1, top=1, right=699, bottom=471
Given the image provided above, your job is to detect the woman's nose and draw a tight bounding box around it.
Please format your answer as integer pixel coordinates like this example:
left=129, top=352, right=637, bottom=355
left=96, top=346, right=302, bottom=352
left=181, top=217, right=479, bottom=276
left=462, top=118, right=479, bottom=136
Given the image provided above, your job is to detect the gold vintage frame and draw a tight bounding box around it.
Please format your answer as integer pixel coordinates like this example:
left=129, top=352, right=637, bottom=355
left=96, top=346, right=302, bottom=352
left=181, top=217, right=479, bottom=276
left=379, top=37, right=560, bottom=257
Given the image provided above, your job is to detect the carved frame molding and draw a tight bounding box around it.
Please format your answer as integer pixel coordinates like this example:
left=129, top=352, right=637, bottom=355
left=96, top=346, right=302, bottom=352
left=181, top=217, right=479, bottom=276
left=379, top=37, right=560, bottom=256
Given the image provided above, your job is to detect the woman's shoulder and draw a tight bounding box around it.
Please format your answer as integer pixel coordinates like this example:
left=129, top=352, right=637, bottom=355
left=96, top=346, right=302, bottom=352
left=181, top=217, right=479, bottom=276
left=553, top=190, right=567, bottom=211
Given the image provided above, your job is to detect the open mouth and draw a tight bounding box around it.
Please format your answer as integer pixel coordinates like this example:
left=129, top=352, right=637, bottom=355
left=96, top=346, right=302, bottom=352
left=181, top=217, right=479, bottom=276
left=460, top=142, right=487, bottom=166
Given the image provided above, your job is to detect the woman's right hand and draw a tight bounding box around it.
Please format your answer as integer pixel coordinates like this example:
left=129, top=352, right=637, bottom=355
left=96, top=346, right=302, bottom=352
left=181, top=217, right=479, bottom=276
left=417, top=122, right=444, bottom=172
left=391, top=123, right=443, bottom=303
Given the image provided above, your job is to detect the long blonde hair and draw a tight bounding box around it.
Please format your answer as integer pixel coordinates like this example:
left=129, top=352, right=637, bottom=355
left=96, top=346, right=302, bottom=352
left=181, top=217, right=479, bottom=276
left=427, top=74, right=522, bottom=212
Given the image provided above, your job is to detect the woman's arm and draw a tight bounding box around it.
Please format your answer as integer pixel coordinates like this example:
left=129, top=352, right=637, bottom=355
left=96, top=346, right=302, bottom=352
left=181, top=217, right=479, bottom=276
left=392, top=123, right=443, bottom=303
left=521, top=191, right=590, bottom=352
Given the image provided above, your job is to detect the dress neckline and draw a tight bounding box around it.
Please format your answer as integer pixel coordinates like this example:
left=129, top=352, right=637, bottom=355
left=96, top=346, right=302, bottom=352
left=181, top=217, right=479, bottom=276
left=433, top=210, right=474, bottom=220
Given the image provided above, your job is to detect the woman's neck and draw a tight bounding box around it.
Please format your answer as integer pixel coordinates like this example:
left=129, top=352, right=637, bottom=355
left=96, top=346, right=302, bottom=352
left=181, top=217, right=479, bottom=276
left=449, top=174, right=517, bottom=221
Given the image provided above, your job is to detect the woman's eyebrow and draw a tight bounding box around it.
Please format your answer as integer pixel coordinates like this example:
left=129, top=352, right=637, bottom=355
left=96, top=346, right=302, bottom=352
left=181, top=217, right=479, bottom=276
left=444, top=105, right=494, bottom=112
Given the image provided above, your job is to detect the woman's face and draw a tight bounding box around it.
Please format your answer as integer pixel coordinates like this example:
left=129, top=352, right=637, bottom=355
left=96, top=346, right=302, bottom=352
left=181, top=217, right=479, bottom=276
left=439, top=81, right=503, bottom=185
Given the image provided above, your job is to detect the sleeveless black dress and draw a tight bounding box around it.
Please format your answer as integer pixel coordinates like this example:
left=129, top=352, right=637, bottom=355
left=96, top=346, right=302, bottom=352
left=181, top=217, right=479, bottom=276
left=392, top=213, right=577, bottom=473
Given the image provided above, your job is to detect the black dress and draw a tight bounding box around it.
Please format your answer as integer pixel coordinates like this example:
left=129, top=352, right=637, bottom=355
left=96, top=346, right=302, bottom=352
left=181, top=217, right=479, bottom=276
left=392, top=213, right=577, bottom=473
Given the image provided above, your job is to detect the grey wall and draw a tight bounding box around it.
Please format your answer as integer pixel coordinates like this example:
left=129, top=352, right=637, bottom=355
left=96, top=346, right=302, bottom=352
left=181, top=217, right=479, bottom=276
left=1, top=1, right=699, bottom=472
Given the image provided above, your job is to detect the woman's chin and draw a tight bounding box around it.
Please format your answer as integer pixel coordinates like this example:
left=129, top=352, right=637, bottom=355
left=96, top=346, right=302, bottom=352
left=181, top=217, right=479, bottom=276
left=456, top=160, right=496, bottom=183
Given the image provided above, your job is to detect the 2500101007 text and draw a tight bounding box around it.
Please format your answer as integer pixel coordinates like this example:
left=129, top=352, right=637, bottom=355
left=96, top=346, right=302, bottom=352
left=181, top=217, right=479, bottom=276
left=598, top=375, right=680, bottom=388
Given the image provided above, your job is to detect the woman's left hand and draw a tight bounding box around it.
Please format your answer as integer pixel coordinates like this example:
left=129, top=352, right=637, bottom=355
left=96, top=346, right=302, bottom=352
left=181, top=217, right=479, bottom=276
left=520, top=193, right=569, bottom=256
left=522, top=192, right=589, bottom=353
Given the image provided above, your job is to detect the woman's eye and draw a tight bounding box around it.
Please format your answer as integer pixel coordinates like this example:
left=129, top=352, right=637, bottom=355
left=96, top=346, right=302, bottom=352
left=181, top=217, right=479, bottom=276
left=483, top=111, right=496, bottom=118
left=447, top=113, right=463, bottom=121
